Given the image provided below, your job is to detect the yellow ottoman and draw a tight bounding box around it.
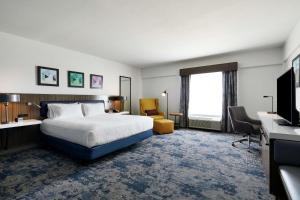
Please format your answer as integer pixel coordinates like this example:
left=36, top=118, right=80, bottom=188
left=153, top=119, right=174, bottom=134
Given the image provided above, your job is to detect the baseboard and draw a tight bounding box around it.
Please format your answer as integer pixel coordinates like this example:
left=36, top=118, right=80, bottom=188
left=0, top=144, right=38, bottom=155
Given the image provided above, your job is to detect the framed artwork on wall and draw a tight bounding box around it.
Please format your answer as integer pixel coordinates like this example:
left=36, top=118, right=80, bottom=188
left=292, top=54, right=300, bottom=87
left=68, top=71, right=84, bottom=88
left=37, top=66, right=59, bottom=86
left=90, top=74, right=103, bottom=89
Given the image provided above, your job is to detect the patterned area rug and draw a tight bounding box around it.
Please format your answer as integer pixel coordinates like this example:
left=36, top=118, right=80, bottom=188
left=0, top=130, right=273, bottom=200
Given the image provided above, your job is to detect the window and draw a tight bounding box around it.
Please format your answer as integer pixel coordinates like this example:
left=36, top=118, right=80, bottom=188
left=188, top=72, right=223, bottom=119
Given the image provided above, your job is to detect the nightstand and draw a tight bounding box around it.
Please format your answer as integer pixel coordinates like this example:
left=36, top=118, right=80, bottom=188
left=0, top=119, right=42, bottom=150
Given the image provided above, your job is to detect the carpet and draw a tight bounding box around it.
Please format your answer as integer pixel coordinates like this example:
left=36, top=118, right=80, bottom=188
left=0, top=130, right=273, bottom=200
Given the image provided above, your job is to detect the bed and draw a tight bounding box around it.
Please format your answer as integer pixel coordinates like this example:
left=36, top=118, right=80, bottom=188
left=40, top=100, right=153, bottom=160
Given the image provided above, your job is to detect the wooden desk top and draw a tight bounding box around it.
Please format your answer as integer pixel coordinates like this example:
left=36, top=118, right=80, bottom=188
left=169, top=112, right=183, bottom=116
left=258, top=112, right=300, bottom=142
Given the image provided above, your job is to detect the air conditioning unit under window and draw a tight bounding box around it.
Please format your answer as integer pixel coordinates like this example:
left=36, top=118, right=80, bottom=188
left=188, top=116, right=221, bottom=131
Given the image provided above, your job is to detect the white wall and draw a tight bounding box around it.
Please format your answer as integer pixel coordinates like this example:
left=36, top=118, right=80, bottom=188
left=284, top=19, right=300, bottom=65
left=238, top=65, right=283, bottom=117
left=0, top=32, right=142, bottom=114
left=143, top=76, right=181, bottom=117
left=284, top=19, right=300, bottom=110
left=142, top=47, right=284, bottom=118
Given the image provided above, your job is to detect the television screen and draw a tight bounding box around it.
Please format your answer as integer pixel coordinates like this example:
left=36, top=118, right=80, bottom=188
left=277, top=67, right=299, bottom=125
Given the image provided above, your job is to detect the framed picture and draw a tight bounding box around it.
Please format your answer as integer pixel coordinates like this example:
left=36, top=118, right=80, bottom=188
left=37, top=66, right=59, bottom=86
left=292, top=54, right=300, bottom=87
left=90, top=74, right=103, bottom=89
left=68, top=71, right=84, bottom=88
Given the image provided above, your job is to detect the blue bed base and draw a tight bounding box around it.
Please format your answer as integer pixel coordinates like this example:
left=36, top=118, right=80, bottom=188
left=42, top=129, right=153, bottom=160
left=39, top=100, right=153, bottom=161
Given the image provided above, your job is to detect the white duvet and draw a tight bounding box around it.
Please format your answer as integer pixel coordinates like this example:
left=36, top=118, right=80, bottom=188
left=41, top=114, right=153, bottom=148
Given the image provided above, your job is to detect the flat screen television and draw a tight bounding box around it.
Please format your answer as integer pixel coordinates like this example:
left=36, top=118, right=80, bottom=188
left=277, top=67, right=299, bottom=126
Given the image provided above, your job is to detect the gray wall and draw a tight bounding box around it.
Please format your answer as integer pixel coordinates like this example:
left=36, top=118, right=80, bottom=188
left=142, top=47, right=284, bottom=119
left=284, top=19, right=300, bottom=111
left=0, top=31, right=142, bottom=114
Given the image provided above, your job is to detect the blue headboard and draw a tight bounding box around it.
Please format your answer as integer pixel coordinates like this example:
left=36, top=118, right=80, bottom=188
left=40, top=100, right=105, bottom=118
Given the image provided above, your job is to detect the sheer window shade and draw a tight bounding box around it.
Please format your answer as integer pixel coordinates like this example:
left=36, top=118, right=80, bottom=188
left=188, top=72, right=223, bottom=118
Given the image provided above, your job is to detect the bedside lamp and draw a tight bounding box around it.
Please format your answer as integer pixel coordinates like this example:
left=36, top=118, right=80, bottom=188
left=0, top=94, right=20, bottom=124
left=108, top=96, right=124, bottom=112
left=27, top=102, right=41, bottom=109
left=161, top=90, right=169, bottom=119
left=263, top=95, right=276, bottom=114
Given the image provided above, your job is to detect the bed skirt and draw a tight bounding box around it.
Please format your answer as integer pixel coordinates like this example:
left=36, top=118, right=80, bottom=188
left=42, top=129, right=153, bottom=160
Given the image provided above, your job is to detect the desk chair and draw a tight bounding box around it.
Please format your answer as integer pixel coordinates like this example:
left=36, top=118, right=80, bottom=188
left=228, top=106, right=262, bottom=149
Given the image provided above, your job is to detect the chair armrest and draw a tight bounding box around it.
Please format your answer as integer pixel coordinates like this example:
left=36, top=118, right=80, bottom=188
left=245, top=116, right=262, bottom=125
left=234, top=120, right=255, bottom=134
left=140, top=112, right=147, bottom=116
left=248, top=119, right=261, bottom=125
left=158, top=112, right=165, bottom=116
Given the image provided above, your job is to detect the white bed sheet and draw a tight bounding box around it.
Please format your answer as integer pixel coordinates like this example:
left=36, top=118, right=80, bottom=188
left=41, top=114, right=153, bottom=148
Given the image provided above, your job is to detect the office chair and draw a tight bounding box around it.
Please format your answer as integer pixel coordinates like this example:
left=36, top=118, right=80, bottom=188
left=228, top=106, right=262, bottom=150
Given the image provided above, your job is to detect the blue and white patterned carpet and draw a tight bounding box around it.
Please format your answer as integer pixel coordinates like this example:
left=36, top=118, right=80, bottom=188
left=0, top=130, right=273, bottom=200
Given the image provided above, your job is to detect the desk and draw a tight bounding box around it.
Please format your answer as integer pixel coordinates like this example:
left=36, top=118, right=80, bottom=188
left=258, top=112, right=300, bottom=141
left=258, top=112, right=300, bottom=196
left=0, top=120, right=42, bottom=149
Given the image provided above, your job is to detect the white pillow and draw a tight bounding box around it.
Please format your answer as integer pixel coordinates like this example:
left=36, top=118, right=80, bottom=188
left=47, top=103, right=70, bottom=119
left=82, top=103, right=105, bottom=117
left=47, top=106, right=54, bottom=119
left=48, top=103, right=84, bottom=119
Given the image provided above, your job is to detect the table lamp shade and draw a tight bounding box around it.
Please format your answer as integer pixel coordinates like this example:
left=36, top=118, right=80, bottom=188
left=0, top=94, right=20, bottom=124
left=108, top=96, right=124, bottom=101
left=0, top=94, right=20, bottom=103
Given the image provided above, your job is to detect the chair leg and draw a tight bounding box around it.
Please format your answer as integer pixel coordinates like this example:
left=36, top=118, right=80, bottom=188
left=248, top=135, right=251, bottom=148
left=232, top=137, right=248, bottom=146
left=259, top=133, right=262, bottom=146
left=245, top=135, right=252, bottom=152
left=232, top=135, right=256, bottom=151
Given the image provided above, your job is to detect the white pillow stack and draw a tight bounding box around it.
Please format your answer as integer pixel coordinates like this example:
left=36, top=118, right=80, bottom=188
left=47, top=103, right=84, bottom=119
left=47, top=102, right=106, bottom=119
left=82, top=103, right=105, bottom=117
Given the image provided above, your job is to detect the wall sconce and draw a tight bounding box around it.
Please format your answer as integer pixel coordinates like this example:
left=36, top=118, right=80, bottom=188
left=27, top=102, right=41, bottom=109
left=263, top=95, right=276, bottom=114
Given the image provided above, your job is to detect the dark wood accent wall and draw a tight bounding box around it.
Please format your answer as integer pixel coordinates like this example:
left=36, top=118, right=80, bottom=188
left=0, top=94, right=104, bottom=122
left=180, top=62, right=238, bottom=76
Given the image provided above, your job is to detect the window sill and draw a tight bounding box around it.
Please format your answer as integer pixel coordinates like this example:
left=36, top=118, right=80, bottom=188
left=188, top=115, right=221, bottom=122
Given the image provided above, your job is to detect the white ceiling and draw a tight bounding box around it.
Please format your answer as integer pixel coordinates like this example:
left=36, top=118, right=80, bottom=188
left=0, top=0, right=300, bottom=67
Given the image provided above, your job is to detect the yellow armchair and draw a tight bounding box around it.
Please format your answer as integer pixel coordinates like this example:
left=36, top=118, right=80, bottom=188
left=140, top=98, right=165, bottom=120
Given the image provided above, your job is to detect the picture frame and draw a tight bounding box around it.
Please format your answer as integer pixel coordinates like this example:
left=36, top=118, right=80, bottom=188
left=68, top=71, right=84, bottom=88
left=292, top=54, right=300, bottom=87
left=90, top=74, right=103, bottom=89
left=37, top=66, right=59, bottom=86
